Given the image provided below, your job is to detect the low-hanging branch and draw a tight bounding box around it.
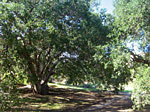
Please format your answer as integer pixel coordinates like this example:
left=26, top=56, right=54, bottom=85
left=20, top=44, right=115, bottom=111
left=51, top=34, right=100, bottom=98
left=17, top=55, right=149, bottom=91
left=130, top=51, right=150, bottom=66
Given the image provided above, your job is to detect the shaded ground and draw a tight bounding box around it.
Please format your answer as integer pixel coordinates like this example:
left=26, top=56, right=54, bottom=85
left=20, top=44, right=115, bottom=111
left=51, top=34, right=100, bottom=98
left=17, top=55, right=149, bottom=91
left=82, top=92, right=133, bottom=112
left=14, top=87, right=104, bottom=112
left=11, top=85, right=150, bottom=112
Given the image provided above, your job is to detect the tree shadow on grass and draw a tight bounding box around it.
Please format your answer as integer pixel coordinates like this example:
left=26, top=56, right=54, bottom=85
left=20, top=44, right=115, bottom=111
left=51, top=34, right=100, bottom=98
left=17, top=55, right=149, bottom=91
left=13, top=87, right=105, bottom=112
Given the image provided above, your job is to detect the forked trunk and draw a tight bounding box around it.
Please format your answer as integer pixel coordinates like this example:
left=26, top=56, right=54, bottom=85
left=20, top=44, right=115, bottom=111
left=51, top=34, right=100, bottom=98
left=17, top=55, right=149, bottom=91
left=33, top=83, right=49, bottom=95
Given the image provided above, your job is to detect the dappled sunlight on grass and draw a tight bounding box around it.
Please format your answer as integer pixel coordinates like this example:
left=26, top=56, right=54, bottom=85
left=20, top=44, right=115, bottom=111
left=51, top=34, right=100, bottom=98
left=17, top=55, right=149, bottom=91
left=36, top=103, right=65, bottom=110
left=118, top=109, right=133, bottom=112
left=12, top=83, right=136, bottom=112
left=16, top=86, right=101, bottom=111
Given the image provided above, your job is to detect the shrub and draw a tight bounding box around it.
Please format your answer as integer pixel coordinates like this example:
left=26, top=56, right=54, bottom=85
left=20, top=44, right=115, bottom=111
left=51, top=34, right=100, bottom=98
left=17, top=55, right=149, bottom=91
left=131, top=65, right=150, bottom=110
left=0, top=75, right=21, bottom=111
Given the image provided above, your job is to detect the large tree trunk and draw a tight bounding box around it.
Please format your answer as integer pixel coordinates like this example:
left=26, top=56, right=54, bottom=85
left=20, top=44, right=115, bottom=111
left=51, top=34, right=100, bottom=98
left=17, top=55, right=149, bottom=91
left=33, top=83, right=49, bottom=95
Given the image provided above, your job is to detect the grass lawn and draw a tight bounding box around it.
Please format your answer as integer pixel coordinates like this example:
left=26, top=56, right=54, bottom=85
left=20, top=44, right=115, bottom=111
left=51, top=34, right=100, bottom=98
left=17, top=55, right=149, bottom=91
left=121, top=82, right=133, bottom=93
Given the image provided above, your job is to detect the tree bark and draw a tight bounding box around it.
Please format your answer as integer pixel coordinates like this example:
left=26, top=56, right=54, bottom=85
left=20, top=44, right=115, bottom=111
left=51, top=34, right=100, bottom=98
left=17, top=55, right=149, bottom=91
left=34, top=82, right=49, bottom=95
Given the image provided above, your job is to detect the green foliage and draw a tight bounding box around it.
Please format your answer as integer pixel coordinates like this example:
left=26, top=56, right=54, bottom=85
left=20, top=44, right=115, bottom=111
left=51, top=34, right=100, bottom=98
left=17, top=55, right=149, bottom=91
left=0, top=0, right=110, bottom=94
left=0, top=74, right=21, bottom=111
left=114, top=0, right=150, bottom=109
left=93, top=8, right=132, bottom=90
left=94, top=42, right=132, bottom=92
left=114, top=0, right=150, bottom=43
left=132, top=65, right=150, bottom=110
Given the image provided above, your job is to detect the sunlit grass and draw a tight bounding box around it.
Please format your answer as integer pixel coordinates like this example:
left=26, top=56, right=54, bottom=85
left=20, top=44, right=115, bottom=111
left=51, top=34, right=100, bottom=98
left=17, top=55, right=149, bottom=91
left=120, top=90, right=132, bottom=93
left=37, top=103, right=65, bottom=110
left=20, top=95, right=78, bottom=111
left=18, top=83, right=98, bottom=111
left=14, top=82, right=135, bottom=111
left=48, top=83, right=99, bottom=92
left=120, top=82, right=133, bottom=93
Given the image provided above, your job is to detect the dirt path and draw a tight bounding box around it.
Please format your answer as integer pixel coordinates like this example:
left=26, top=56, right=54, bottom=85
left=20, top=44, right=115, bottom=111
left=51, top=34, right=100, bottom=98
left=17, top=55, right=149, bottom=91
left=82, top=92, right=133, bottom=112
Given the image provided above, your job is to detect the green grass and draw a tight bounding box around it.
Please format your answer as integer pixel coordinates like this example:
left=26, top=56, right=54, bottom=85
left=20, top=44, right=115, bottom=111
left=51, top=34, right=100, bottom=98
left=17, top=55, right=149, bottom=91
left=120, top=82, right=133, bottom=93
left=120, top=90, right=132, bottom=93
left=13, top=82, right=135, bottom=111
left=48, top=83, right=100, bottom=92
left=14, top=83, right=100, bottom=111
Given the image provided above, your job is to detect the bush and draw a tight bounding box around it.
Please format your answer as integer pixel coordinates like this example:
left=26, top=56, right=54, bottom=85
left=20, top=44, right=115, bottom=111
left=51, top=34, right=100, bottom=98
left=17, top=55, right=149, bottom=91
left=0, top=75, right=21, bottom=111
left=131, top=65, right=150, bottom=110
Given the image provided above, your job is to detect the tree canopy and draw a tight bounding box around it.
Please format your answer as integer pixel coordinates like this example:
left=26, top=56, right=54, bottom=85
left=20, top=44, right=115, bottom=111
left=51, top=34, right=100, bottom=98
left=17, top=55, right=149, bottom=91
left=0, top=0, right=110, bottom=95
left=1, top=0, right=150, bottom=110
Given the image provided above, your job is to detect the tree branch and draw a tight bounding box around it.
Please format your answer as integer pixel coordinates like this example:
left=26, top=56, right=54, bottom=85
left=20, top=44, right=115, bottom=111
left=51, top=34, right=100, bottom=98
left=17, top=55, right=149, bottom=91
left=130, top=51, right=150, bottom=66
left=42, top=57, right=64, bottom=86
left=40, top=51, right=63, bottom=84
left=40, top=48, right=52, bottom=76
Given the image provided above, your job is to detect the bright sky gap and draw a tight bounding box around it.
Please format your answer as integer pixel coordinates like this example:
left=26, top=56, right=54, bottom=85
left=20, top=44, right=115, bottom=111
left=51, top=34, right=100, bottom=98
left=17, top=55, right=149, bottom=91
left=100, top=0, right=115, bottom=14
